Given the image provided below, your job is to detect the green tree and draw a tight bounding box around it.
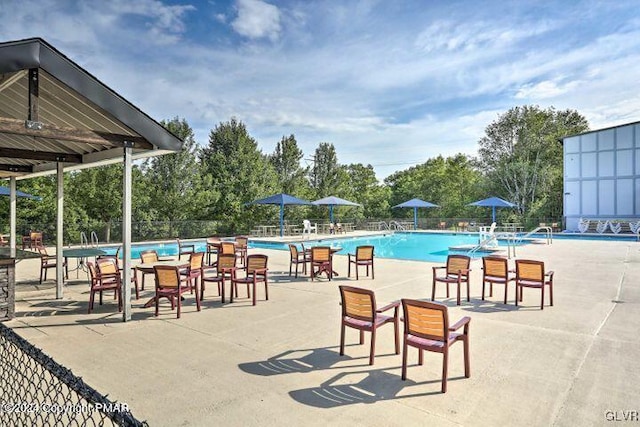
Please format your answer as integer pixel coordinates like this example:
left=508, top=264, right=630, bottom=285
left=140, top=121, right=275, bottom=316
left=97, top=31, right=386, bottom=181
left=309, top=142, right=342, bottom=197
left=269, top=134, right=308, bottom=195
left=142, top=117, right=214, bottom=237
left=344, top=164, right=390, bottom=219
left=476, top=105, right=588, bottom=220
left=201, top=118, right=277, bottom=233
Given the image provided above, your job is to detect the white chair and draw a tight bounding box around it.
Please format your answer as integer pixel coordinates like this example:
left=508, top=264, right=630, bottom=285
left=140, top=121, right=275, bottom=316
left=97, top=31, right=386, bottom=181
left=303, top=220, right=317, bottom=237
left=629, top=221, right=640, bottom=235
left=609, top=221, right=622, bottom=234
left=578, top=218, right=590, bottom=233
left=596, top=220, right=609, bottom=234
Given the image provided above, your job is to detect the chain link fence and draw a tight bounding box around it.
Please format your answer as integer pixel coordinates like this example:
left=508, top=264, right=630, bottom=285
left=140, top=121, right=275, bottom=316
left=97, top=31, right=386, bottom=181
left=0, top=323, right=147, bottom=426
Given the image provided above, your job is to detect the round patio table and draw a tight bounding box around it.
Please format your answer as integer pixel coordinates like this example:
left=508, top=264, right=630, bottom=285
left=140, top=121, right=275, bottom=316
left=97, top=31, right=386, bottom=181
left=63, top=247, right=107, bottom=277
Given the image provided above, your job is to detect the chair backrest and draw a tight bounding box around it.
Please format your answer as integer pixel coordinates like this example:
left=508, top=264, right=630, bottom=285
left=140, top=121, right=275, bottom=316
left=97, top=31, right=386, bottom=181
left=87, top=262, right=98, bottom=282
left=488, top=222, right=497, bottom=234
left=37, top=246, right=49, bottom=257
left=288, top=244, right=299, bottom=259
left=235, top=236, right=248, bottom=249
left=401, top=298, right=448, bottom=342
left=446, top=255, right=470, bottom=276
left=189, top=252, right=205, bottom=269
left=311, top=246, right=331, bottom=262
left=246, top=254, right=268, bottom=274
left=115, top=246, right=122, bottom=260
left=482, top=256, right=508, bottom=278
left=220, top=242, right=236, bottom=255
left=217, top=253, right=237, bottom=269
left=154, top=265, right=180, bottom=288
left=339, top=285, right=375, bottom=322
left=356, top=245, right=374, bottom=261
left=96, top=257, right=119, bottom=275
left=516, top=259, right=544, bottom=282
left=140, top=250, right=159, bottom=263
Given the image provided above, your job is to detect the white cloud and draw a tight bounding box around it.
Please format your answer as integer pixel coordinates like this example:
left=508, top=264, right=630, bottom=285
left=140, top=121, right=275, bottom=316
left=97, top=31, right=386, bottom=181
left=231, top=0, right=281, bottom=41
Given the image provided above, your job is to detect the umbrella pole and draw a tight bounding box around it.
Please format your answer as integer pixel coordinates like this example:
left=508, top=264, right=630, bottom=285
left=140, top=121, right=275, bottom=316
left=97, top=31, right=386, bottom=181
left=492, top=206, right=496, bottom=223
left=330, top=205, right=334, bottom=223
left=280, top=205, right=284, bottom=237
left=413, top=207, right=418, bottom=230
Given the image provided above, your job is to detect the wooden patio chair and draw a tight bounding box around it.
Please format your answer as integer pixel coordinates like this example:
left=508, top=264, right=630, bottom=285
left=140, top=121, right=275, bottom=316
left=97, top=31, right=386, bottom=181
left=481, top=256, right=515, bottom=304
left=180, top=252, right=205, bottom=294
left=220, top=242, right=236, bottom=255
left=154, top=265, right=200, bottom=318
left=177, top=238, right=195, bottom=260
left=206, top=237, right=221, bottom=266
left=97, top=249, right=140, bottom=299
left=235, top=236, right=249, bottom=267
left=22, top=231, right=43, bottom=250
left=400, top=299, right=471, bottom=392
left=138, top=249, right=160, bottom=291
left=37, top=246, right=67, bottom=284
left=432, top=255, right=471, bottom=305
left=348, top=245, right=375, bottom=280
left=338, top=285, right=400, bottom=365
left=288, top=244, right=310, bottom=278
left=90, top=259, right=123, bottom=314
left=201, top=253, right=237, bottom=302
left=515, top=260, right=554, bottom=310
left=311, top=246, right=332, bottom=281
left=231, top=254, right=269, bottom=306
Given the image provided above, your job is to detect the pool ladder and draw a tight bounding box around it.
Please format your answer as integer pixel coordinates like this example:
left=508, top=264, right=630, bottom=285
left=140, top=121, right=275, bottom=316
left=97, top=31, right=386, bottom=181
left=80, top=231, right=100, bottom=248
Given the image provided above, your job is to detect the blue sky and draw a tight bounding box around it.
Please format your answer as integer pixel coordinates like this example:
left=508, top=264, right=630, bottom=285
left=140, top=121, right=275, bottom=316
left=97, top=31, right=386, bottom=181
left=2, top=0, right=640, bottom=179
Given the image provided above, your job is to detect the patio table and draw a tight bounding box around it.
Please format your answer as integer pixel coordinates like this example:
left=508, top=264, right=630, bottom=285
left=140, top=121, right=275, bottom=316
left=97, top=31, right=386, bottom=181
left=63, top=248, right=107, bottom=277
left=136, top=260, right=190, bottom=308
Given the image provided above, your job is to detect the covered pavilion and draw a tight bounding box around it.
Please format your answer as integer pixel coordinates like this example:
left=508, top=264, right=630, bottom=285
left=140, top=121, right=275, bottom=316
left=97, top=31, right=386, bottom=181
left=0, top=37, right=183, bottom=321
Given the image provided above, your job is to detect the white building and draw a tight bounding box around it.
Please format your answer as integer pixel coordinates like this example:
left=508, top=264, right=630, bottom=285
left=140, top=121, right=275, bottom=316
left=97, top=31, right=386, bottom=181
left=563, top=121, right=640, bottom=231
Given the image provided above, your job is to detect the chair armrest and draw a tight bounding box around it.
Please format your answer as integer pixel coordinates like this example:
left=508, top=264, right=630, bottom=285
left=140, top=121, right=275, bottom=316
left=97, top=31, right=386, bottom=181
left=546, top=270, right=554, bottom=277
left=449, top=316, right=471, bottom=331
left=432, top=266, right=446, bottom=272
left=376, top=301, right=400, bottom=313
left=254, top=268, right=268, bottom=274
left=458, top=268, right=471, bottom=274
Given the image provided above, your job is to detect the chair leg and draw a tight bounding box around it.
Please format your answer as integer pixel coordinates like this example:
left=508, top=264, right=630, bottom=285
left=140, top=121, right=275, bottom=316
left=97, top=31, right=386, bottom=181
left=431, top=278, right=436, bottom=301
left=456, top=279, right=461, bottom=305
left=348, top=260, right=351, bottom=278
left=372, top=262, right=374, bottom=279
left=40, top=267, right=44, bottom=284
left=176, top=292, right=182, bottom=319
left=369, top=328, right=376, bottom=365
left=394, top=317, right=400, bottom=355
left=401, top=337, right=408, bottom=380
left=339, top=323, right=346, bottom=356
left=289, top=262, right=293, bottom=277
left=195, top=284, right=201, bottom=311
left=359, top=330, right=365, bottom=345
left=540, top=287, right=545, bottom=310
left=466, top=279, right=470, bottom=302
left=264, top=277, right=269, bottom=301
left=418, top=349, right=423, bottom=365
left=503, top=282, right=508, bottom=304
left=117, top=286, right=123, bottom=312
left=446, top=282, right=450, bottom=298
left=482, top=281, right=486, bottom=300
left=356, top=264, right=359, bottom=280
left=88, top=290, right=95, bottom=314
left=549, top=283, right=553, bottom=306
left=134, top=276, right=140, bottom=300
left=155, top=292, right=160, bottom=317
left=463, top=336, right=470, bottom=378
left=442, top=350, right=449, bottom=393
left=252, top=280, right=256, bottom=306
left=141, top=274, right=146, bottom=291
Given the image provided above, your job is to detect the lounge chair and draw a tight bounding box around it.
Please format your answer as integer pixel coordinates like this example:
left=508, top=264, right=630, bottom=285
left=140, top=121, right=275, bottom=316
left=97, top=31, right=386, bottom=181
left=338, top=285, right=400, bottom=365
left=515, top=259, right=554, bottom=310
left=400, top=298, right=470, bottom=392
left=578, top=218, right=590, bottom=233
left=629, top=220, right=640, bottom=235
left=596, top=220, right=609, bottom=234
left=609, top=221, right=622, bottom=234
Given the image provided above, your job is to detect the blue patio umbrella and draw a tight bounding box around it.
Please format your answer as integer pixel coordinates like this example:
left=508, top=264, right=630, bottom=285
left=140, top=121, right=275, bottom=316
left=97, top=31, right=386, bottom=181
left=0, top=185, right=41, bottom=200
left=247, top=193, right=312, bottom=237
left=311, top=196, right=361, bottom=223
left=392, top=198, right=439, bottom=230
left=469, top=196, right=517, bottom=223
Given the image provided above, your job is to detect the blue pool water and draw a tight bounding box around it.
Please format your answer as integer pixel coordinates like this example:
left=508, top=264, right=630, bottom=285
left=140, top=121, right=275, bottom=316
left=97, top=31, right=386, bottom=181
left=101, top=231, right=637, bottom=264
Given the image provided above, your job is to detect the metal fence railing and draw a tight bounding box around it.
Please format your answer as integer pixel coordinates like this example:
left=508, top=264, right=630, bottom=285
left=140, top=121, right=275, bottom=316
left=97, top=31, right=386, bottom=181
left=0, top=322, right=147, bottom=426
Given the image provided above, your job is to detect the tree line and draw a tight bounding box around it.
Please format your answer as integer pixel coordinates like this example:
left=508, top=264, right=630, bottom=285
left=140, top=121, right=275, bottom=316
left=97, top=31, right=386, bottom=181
left=0, top=105, right=589, bottom=243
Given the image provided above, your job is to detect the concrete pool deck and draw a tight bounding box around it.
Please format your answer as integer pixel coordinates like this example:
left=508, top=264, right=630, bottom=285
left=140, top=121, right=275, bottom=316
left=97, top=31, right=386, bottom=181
left=5, top=237, right=640, bottom=426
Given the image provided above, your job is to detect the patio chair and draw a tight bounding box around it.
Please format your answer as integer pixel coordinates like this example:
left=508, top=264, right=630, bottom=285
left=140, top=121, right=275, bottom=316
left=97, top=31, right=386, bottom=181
left=87, top=261, right=122, bottom=314
left=338, top=285, right=400, bottom=365
left=180, top=252, right=205, bottom=294
left=37, top=246, right=67, bottom=284
left=596, top=220, right=609, bottom=234
left=177, top=238, right=195, bottom=260
left=220, top=241, right=236, bottom=255
left=235, top=236, right=249, bottom=267
left=335, top=223, right=344, bottom=234
left=231, top=254, right=269, bottom=306
left=0, top=234, right=8, bottom=247
left=481, top=256, right=515, bottom=304
left=400, top=299, right=470, bottom=392
left=303, top=220, right=317, bottom=236
left=629, top=220, right=640, bottom=235
left=206, top=237, right=221, bottom=266
left=578, top=218, right=590, bottom=233
left=439, top=221, right=447, bottom=230
left=348, top=245, right=375, bottom=280
left=310, top=246, right=332, bottom=281
left=515, top=259, right=554, bottom=310
left=609, top=221, right=622, bottom=234
left=154, top=264, right=200, bottom=318
left=139, top=250, right=159, bottom=291
left=97, top=255, right=140, bottom=300
left=432, top=255, right=471, bottom=305
left=22, top=231, right=43, bottom=250
left=201, top=253, right=237, bottom=302
left=288, top=244, right=310, bottom=278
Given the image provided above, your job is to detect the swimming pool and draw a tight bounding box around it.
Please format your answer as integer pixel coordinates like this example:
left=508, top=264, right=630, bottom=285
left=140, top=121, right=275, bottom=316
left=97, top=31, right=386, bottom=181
left=251, top=232, right=505, bottom=263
